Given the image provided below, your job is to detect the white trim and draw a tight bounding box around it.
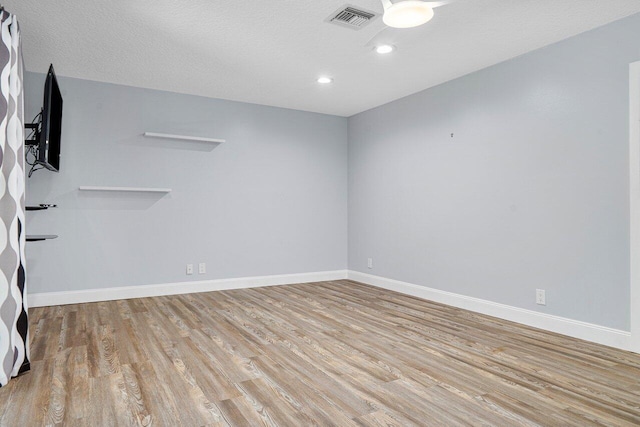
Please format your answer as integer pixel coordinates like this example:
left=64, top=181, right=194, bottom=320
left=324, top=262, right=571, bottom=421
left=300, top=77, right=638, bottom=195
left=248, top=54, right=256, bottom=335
left=348, top=270, right=632, bottom=352
left=143, top=132, right=225, bottom=144
left=630, top=62, right=640, bottom=353
left=27, top=267, right=632, bottom=351
left=79, top=186, right=172, bottom=193
left=28, top=270, right=348, bottom=307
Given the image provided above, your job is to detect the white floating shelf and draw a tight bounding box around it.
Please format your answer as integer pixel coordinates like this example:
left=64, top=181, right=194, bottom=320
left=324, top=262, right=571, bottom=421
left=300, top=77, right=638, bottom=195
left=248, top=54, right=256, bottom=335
left=79, top=186, right=172, bottom=193
left=143, top=132, right=225, bottom=144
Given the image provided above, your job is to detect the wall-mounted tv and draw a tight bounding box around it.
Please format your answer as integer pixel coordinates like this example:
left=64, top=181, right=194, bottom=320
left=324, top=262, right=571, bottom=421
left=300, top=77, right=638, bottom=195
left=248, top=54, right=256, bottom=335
left=36, top=64, right=63, bottom=172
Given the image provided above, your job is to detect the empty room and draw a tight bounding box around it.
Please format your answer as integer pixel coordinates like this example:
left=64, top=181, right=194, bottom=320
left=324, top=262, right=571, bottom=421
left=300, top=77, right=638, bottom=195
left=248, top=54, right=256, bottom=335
left=0, top=0, right=639, bottom=425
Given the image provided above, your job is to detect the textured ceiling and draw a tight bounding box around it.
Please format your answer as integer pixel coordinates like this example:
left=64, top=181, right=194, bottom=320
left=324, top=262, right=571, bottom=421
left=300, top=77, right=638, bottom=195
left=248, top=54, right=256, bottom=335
left=6, top=0, right=640, bottom=116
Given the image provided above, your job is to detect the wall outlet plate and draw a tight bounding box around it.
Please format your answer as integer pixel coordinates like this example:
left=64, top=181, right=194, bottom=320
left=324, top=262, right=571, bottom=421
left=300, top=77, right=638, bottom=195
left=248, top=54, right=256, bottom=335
left=536, top=289, right=546, bottom=305
left=367, top=258, right=373, bottom=269
left=186, top=264, right=194, bottom=275
left=199, top=263, right=206, bottom=274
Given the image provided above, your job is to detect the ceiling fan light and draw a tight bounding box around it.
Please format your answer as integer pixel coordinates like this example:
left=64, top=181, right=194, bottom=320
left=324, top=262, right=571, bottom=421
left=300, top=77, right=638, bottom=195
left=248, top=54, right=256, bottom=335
left=383, top=1, right=435, bottom=29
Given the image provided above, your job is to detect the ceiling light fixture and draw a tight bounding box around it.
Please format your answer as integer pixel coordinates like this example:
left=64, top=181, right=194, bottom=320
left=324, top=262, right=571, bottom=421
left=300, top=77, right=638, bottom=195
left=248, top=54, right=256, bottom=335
left=382, top=0, right=434, bottom=29
left=375, top=44, right=395, bottom=54
left=317, top=77, right=333, bottom=84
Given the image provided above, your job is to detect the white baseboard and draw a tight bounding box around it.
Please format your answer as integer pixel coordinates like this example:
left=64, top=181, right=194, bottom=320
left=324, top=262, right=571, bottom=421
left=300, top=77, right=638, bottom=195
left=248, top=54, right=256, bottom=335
left=28, top=269, right=632, bottom=352
left=28, top=270, right=348, bottom=308
left=348, top=270, right=632, bottom=352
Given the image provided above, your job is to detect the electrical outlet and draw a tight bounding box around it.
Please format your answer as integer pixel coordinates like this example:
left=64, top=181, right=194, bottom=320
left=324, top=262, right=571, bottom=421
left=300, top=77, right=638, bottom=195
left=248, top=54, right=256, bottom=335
left=367, top=258, right=373, bottom=269
left=199, top=263, right=206, bottom=274
left=536, top=289, right=546, bottom=306
left=186, top=264, right=194, bottom=275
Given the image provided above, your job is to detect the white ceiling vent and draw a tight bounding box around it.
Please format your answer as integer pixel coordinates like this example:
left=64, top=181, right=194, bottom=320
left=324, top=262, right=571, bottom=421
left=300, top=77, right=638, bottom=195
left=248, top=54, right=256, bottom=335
left=326, top=5, right=378, bottom=30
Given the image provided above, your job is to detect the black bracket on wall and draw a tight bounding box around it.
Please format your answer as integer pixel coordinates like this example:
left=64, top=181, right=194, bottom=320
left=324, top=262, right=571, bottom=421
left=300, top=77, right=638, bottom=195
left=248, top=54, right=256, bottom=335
left=25, top=123, right=39, bottom=146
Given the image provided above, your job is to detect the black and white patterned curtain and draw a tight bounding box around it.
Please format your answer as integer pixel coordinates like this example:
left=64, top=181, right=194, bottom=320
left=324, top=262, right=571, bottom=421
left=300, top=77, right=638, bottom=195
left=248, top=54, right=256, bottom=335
left=0, top=8, right=29, bottom=386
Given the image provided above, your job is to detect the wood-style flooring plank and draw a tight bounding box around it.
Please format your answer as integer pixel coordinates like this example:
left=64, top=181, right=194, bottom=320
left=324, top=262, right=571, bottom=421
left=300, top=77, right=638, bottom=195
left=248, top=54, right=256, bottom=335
left=0, top=280, right=639, bottom=426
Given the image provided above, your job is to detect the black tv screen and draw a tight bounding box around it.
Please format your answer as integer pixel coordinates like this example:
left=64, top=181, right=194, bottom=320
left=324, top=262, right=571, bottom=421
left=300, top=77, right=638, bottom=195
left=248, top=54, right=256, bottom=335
left=37, top=65, right=62, bottom=172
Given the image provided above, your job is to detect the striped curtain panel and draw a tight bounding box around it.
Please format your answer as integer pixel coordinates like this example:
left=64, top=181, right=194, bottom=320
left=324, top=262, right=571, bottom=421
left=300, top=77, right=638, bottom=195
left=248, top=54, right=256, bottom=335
left=0, top=8, right=29, bottom=386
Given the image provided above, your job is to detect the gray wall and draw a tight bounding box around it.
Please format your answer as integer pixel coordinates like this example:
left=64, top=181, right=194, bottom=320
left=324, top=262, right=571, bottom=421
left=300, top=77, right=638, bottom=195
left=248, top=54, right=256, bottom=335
left=349, top=12, right=640, bottom=331
left=25, top=74, right=348, bottom=294
left=24, top=12, right=639, bottom=330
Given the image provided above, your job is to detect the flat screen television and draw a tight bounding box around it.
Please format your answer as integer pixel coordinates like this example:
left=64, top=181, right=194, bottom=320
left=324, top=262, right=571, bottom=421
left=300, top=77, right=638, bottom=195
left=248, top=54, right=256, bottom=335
left=36, top=64, right=62, bottom=171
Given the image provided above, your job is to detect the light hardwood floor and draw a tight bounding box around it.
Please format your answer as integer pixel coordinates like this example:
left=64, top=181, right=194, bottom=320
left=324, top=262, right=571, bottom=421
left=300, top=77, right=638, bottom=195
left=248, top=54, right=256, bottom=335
left=0, top=280, right=639, bottom=426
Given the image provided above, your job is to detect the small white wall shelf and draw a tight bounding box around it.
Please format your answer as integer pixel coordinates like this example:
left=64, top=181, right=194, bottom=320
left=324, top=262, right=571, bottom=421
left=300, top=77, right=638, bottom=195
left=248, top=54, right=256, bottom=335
left=79, top=186, right=172, bottom=193
left=143, top=132, right=225, bottom=144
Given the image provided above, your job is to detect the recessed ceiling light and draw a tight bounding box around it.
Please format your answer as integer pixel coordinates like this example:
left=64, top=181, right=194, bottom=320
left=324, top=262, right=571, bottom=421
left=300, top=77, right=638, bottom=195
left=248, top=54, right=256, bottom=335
left=375, top=44, right=395, bottom=54
left=317, top=77, right=333, bottom=84
left=383, top=0, right=434, bottom=29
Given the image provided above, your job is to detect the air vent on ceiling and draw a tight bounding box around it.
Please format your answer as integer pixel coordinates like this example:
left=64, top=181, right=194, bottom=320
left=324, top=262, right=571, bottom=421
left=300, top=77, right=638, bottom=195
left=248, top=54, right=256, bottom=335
left=326, top=5, right=378, bottom=30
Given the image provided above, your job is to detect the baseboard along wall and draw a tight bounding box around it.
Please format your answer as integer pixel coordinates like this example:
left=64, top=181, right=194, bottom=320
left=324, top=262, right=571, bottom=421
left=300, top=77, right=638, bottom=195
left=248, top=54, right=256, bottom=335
left=347, top=270, right=632, bottom=352
left=28, top=269, right=632, bottom=352
left=28, top=270, right=349, bottom=307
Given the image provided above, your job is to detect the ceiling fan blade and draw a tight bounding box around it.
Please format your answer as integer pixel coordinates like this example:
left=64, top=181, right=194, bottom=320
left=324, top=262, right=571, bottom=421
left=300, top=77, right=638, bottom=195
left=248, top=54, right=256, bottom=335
left=380, top=0, right=393, bottom=9
left=364, top=26, right=400, bottom=48
left=380, top=0, right=453, bottom=11
left=382, top=0, right=453, bottom=7
left=423, top=1, right=453, bottom=8
left=365, top=23, right=436, bottom=49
